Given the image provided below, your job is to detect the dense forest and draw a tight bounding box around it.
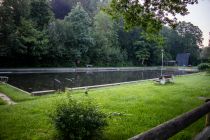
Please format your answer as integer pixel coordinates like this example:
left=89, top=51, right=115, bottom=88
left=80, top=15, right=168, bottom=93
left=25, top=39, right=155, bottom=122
left=0, top=0, right=204, bottom=67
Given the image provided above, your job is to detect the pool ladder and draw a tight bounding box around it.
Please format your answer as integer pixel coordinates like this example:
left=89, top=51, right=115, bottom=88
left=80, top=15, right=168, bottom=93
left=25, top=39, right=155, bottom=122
left=54, top=79, right=64, bottom=92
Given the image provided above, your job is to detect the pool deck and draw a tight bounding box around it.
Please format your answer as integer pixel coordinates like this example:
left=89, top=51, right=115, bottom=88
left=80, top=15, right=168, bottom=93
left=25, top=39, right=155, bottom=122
left=0, top=67, right=198, bottom=74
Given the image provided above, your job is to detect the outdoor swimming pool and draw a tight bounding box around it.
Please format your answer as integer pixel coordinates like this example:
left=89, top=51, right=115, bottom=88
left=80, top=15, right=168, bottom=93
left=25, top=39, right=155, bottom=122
left=0, top=68, right=196, bottom=92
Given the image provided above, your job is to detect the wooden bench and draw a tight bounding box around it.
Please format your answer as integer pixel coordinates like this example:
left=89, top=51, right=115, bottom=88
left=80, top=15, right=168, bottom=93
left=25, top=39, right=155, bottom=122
left=0, top=76, right=8, bottom=84
left=154, top=75, right=174, bottom=84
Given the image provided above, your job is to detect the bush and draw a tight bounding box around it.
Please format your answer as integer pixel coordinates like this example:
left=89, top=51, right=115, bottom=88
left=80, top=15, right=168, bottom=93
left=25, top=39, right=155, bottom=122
left=51, top=96, right=107, bottom=140
left=197, top=63, right=210, bottom=70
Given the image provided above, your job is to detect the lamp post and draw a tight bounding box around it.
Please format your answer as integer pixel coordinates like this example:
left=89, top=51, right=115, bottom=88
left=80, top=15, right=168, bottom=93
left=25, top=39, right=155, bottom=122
left=161, top=49, right=164, bottom=76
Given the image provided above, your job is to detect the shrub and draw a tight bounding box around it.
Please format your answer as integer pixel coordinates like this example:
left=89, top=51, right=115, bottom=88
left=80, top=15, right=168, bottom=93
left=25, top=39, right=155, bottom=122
left=51, top=96, right=107, bottom=140
left=197, top=63, right=210, bottom=70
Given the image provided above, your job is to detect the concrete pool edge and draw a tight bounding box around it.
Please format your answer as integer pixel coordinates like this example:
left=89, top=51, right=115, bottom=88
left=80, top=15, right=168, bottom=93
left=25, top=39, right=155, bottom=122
left=30, top=78, right=157, bottom=96
left=6, top=83, right=31, bottom=95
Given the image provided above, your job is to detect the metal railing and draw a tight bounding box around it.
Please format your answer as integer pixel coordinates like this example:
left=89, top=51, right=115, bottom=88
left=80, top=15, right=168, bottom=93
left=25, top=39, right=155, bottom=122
left=129, top=99, right=210, bottom=140
left=0, top=76, right=8, bottom=83
left=54, top=79, right=64, bottom=92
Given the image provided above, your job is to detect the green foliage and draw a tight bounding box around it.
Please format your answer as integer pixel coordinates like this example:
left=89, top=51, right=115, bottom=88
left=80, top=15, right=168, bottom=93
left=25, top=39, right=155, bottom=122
left=0, top=98, right=6, bottom=105
left=134, top=41, right=150, bottom=65
left=30, top=0, right=53, bottom=30
left=175, top=22, right=202, bottom=65
left=0, top=0, right=203, bottom=67
left=51, top=96, right=107, bottom=139
left=201, top=47, right=210, bottom=61
left=176, top=22, right=203, bottom=47
left=0, top=0, right=52, bottom=66
left=160, top=26, right=182, bottom=59
left=197, top=63, right=210, bottom=71
left=92, top=11, right=125, bottom=66
left=65, top=2, right=93, bottom=65
left=104, top=0, right=198, bottom=33
left=12, top=18, right=49, bottom=57
left=48, top=3, right=94, bottom=66
left=0, top=0, right=31, bottom=57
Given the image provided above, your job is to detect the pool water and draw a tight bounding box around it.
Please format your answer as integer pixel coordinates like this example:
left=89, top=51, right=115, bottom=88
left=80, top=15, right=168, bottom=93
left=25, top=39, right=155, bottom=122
left=1, top=70, right=194, bottom=92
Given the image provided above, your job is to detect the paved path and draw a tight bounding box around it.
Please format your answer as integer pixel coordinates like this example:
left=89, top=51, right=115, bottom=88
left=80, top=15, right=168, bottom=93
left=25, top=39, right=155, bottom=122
left=0, top=93, right=16, bottom=105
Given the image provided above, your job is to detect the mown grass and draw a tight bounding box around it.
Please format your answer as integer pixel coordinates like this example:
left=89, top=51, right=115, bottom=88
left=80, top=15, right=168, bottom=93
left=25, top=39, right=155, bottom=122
left=0, top=73, right=210, bottom=140
left=0, top=98, right=6, bottom=105
left=0, top=84, right=36, bottom=102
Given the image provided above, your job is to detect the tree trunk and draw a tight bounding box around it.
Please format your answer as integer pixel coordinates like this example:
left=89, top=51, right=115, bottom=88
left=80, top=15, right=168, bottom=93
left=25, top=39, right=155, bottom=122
left=142, top=59, right=144, bottom=65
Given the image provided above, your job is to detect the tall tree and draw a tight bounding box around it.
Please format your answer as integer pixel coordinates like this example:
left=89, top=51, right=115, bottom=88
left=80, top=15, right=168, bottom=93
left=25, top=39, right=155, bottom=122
left=10, top=18, right=48, bottom=58
left=30, top=0, right=53, bottom=30
left=160, top=26, right=182, bottom=59
left=176, top=22, right=203, bottom=47
left=92, top=11, right=125, bottom=66
left=49, top=3, right=94, bottom=66
left=0, top=0, right=30, bottom=58
left=117, top=22, right=140, bottom=65
left=0, top=0, right=30, bottom=39
left=176, top=21, right=203, bottom=64
left=0, top=0, right=52, bottom=66
left=65, top=2, right=93, bottom=65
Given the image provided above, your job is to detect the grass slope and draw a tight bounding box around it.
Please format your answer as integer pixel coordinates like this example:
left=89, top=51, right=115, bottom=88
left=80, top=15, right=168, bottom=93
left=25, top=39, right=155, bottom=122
left=0, top=84, right=35, bottom=102
left=0, top=73, right=210, bottom=140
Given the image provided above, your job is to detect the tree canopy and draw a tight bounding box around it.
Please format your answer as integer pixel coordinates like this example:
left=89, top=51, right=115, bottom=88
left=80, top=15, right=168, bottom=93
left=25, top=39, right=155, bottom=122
left=105, top=0, right=198, bottom=33
left=0, top=0, right=204, bottom=67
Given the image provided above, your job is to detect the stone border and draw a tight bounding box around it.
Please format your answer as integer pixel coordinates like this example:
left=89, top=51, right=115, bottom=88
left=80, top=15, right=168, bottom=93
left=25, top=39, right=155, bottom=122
left=31, top=90, right=56, bottom=96
left=66, top=78, right=157, bottom=91
left=6, top=83, right=31, bottom=95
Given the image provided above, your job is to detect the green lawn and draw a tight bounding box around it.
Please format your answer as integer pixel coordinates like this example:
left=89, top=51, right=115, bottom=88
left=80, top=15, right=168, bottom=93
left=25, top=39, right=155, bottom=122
left=0, top=73, right=210, bottom=140
left=0, top=98, right=6, bottom=105
left=0, top=84, right=36, bottom=102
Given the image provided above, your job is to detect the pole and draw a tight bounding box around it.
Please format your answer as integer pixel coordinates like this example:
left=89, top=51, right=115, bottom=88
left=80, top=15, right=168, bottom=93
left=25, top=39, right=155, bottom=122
left=161, top=49, right=164, bottom=76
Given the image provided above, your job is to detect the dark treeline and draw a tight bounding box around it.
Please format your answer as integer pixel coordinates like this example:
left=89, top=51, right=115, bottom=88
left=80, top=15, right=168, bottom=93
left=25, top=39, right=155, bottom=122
left=0, top=0, right=203, bottom=67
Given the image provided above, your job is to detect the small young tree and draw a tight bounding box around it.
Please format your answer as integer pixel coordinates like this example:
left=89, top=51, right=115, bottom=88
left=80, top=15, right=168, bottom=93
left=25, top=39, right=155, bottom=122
left=135, top=48, right=150, bottom=65
left=51, top=96, right=107, bottom=140
left=134, top=40, right=150, bottom=65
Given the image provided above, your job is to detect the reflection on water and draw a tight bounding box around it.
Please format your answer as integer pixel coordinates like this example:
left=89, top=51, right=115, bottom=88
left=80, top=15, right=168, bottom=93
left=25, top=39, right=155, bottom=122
left=2, top=70, right=193, bottom=92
